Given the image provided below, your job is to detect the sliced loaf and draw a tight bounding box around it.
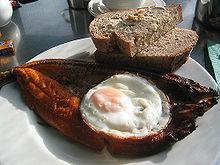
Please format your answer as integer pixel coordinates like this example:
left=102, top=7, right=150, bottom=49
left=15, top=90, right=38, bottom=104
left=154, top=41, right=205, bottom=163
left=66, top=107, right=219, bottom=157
left=90, top=5, right=183, bottom=57
left=95, top=28, right=199, bottom=73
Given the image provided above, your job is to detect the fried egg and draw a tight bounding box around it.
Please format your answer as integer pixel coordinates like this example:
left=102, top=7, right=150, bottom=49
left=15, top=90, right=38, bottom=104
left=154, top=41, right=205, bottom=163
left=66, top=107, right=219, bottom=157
left=80, top=73, right=170, bottom=138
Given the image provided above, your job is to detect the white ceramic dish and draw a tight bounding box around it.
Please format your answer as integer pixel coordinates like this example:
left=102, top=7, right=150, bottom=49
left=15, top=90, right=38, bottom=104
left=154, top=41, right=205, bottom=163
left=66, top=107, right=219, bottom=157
left=0, top=38, right=219, bottom=165
left=88, top=0, right=166, bottom=17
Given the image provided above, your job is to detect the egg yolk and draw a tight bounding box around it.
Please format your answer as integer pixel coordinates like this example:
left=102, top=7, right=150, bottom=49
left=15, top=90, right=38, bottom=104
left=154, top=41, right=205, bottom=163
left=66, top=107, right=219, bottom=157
left=91, top=88, right=128, bottom=112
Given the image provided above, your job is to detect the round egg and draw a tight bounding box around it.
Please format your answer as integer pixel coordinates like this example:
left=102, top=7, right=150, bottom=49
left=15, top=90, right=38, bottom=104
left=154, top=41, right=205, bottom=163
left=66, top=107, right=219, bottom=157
left=80, top=73, right=170, bottom=138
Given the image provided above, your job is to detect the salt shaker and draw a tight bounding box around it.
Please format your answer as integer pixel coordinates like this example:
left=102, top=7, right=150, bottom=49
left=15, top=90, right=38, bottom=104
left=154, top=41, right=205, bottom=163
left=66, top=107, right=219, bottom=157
left=195, top=0, right=220, bottom=29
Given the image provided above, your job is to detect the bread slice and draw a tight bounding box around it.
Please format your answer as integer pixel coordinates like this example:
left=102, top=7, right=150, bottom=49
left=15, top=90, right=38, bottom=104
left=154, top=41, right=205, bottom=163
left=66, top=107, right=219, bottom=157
left=95, top=28, right=199, bottom=73
left=90, top=5, right=183, bottom=57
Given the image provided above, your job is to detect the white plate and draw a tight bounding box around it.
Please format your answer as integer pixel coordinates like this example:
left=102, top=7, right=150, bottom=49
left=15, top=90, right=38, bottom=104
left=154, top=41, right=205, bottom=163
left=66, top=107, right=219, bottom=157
left=88, top=0, right=166, bottom=17
left=0, top=38, right=219, bottom=165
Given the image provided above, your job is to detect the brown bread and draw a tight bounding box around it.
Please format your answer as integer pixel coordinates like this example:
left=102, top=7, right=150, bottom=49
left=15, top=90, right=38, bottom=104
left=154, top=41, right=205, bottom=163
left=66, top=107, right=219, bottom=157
left=90, top=5, right=183, bottom=57
left=95, top=28, right=199, bottom=73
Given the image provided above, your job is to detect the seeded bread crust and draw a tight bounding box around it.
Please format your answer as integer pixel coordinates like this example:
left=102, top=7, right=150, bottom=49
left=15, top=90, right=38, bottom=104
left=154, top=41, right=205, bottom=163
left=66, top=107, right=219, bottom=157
left=90, top=5, right=183, bottom=57
left=95, top=28, right=199, bottom=73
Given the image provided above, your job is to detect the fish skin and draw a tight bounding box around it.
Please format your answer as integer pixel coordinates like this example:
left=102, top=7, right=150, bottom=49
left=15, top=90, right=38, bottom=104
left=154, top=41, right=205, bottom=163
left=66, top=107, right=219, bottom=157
left=0, top=59, right=219, bottom=156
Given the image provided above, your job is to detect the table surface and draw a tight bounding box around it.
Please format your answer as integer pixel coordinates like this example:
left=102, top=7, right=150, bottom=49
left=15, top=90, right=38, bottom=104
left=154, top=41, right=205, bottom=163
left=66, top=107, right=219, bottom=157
left=0, top=0, right=220, bottom=73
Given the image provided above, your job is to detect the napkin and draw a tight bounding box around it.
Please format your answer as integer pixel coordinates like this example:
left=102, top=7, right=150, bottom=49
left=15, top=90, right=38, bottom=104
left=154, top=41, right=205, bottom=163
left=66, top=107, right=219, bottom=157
left=206, top=40, right=220, bottom=90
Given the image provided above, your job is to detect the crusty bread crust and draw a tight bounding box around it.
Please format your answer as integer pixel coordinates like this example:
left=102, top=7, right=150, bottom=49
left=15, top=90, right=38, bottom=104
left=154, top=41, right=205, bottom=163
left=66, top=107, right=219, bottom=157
left=95, top=28, right=198, bottom=73
left=90, top=5, right=183, bottom=57
left=95, top=50, right=191, bottom=73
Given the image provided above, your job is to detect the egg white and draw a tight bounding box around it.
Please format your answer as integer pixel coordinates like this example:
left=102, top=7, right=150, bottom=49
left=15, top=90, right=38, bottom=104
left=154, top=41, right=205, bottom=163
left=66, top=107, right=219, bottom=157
left=80, top=74, right=170, bottom=138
